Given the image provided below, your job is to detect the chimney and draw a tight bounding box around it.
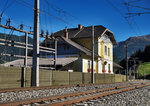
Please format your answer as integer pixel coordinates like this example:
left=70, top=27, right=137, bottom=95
left=65, top=26, right=68, bottom=39
left=78, top=24, right=83, bottom=30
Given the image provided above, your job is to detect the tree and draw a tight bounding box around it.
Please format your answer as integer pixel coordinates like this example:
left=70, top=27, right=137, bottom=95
left=143, top=45, right=150, bottom=62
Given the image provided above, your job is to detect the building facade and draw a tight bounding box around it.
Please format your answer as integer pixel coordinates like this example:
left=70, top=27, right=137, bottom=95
left=44, top=24, right=117, bottom=74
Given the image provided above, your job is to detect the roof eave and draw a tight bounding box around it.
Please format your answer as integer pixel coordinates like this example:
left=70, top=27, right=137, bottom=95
left=106, top=29, right=117, bottom=45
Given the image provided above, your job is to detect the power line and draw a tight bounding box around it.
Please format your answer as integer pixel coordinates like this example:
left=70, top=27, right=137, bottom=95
left=0, top=0, right=15, bottom=17
left=40, top=9, right=76, bottom=27
left=106, top=0, right=138, bottom=36
left=123, top=0, right=141, bottom=35
left=43, top=1, right=48, bottom=31
left=124, top=3, right=150, bottom=11
left=13, top=0, right=113, bottom=40
left=14, top=0, right=34, bottom=10
left=47, top=1, right=53, bottom=33
left=132, top=18, right=141, bottom=35
left=15, top=0, right=76, bottom=27
left=126, top=12, right=150, bottom=16
left=17, top=0, right=33, bottom=7
left=44, top=0, right=85, bottom=23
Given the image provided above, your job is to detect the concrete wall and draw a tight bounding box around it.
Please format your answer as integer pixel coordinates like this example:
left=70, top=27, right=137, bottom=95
left=0, top=66, right=22, bottom=88
left=0, top=66, right=128, bottom=89
left=52, top=71, right=69, bottom=85
left=69, top=72, right=82, bottom=85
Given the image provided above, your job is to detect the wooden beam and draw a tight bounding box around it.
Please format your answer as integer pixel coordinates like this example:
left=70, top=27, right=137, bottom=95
left=0, top=42, right=55, bottom=53
left=0, top=24, right=33, bottom=35
left=0, top=38, right=55, bottom=51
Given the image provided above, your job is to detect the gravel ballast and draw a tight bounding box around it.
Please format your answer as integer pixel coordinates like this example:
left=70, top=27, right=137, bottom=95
left=0, top=80, right=149, bottom=104
left=75, top=83, right=150, bottom=106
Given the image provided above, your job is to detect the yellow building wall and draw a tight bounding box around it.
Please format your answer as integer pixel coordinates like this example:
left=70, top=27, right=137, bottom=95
left=81, top=54, right=98, bottom=73
left=73, top=36, right=113, bottom=74
left=101, top=41, right=104, bottom=58
left=109, top=44, right=113, bottom=61
left=98, top=36, right=113, bottom=74
left=104, top=43, right=113, bottom=61
left=98, top=38, right=113, bottom=61
left=82, top=58, right=97, bottom=73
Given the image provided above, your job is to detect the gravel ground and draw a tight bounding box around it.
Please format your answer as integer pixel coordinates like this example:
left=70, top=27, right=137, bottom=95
left=0, top=80, right=149, bottom=103
left=76, top=84, right=150, bottom=106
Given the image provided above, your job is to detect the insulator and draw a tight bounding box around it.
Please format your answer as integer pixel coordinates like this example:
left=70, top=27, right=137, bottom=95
left=20, top=24, right=24, bottom=30
left=6, top=18, right=11, bottom=26
left=41, top=29, right=44, bottom=37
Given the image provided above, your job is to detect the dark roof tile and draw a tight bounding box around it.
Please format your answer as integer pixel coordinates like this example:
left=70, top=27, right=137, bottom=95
left=54, top=25, right=117, bottom=45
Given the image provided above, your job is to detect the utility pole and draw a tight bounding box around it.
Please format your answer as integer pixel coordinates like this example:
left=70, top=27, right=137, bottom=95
left=125, top=44, right=128, bottom=81
left=25, top=32, right=28, bottom=68
left=54, top=39, right=57, bottom=69
left=31, top=0, right=40, bottom=87
left=22, top=32, right=28, bottom=87
left=91, top=26, right=94, bottom=84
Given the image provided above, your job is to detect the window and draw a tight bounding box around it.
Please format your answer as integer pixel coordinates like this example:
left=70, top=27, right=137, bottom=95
left=105, top=46, right=107, bottom=55
left=108, top=48, right=110, bottom=56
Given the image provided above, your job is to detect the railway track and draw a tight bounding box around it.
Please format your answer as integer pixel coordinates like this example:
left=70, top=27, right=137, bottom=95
left=0, top=81, right=136, bottom=93
left=0, top=81, right=150, bottom=106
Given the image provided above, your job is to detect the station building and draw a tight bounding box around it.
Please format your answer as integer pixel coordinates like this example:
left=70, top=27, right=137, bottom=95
left=44, top=24, right=118, bottom=74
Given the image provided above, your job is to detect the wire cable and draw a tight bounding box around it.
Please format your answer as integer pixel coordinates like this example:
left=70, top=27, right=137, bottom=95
left=44, top=0, right=85, bottom=23
left=106, top=0, right=138, bottom=36
left=0, top=0, right=15, bottom=17
left=122, top=0, right=141, bottom=35
left=14, top=0, right=34, bottom=10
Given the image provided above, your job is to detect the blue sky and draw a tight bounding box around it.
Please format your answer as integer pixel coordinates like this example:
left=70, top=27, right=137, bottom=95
left=0, top=0, right=150, bottom=42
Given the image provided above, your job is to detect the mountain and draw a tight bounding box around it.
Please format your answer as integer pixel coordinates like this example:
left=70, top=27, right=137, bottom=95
left=114, top=34, right=150, bottom=61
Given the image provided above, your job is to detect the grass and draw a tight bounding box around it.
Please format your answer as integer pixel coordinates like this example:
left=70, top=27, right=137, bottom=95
left=137, top=62, right=150, bottom=77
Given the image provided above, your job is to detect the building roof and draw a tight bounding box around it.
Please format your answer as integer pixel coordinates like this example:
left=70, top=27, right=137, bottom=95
left=113, top=62, right=123, bottom=69
left=2, top=57, right=123, bottom=70
left=1, top=57, right=78, bottom=68
left=60, top=36, right=99, bottom=57
left=54, top=25, right=117, bottom=45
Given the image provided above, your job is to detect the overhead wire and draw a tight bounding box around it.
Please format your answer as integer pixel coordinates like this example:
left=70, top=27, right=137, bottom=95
left=126, top=3, right=150, bottom=11
left=40, top=9, right=76, bottom=27
left=14, top=0, right=34, bottom=10
left=43, top=1, right=48, bottom=31
left=14, top=0, right=76, bottom=28
left=0, top=0, right=15, bottom=17
left=132, top=18, right=141, bottom=35
left=122, top=0, right=141, bottom=35
left=12, top=0, right=112, bottom=44
left=106, top=0, right=138, bottom=36
left=47, top=1, right=53, bottom=33
left=44, top=0, right=85, bottom=24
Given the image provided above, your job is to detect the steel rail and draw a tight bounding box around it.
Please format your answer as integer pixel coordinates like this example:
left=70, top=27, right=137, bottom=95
left=50, top=83, right=150, bottom=106
left=0, top=82, right=148, bottom=106
left=0, top=81, right=138, bottom=93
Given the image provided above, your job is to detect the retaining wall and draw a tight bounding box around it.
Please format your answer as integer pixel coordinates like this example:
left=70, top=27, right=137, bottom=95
left=0, top=66, right=128, bottom=88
